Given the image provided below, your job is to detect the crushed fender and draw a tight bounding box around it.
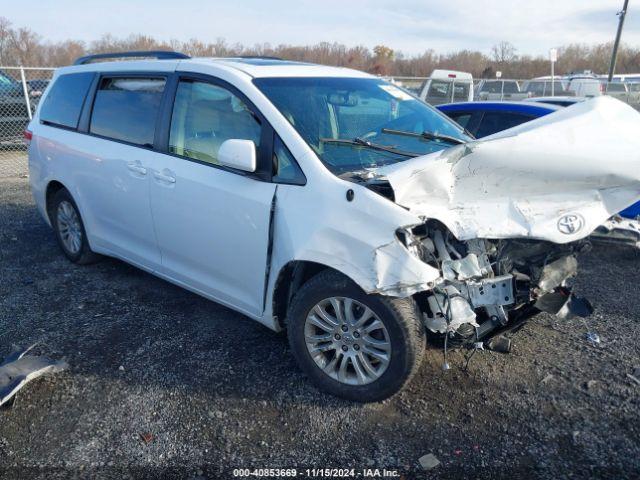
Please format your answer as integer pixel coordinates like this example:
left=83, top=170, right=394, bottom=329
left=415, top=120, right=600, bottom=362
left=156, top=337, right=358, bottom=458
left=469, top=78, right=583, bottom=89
left=378, top=97, right=640, bottom=245
left=0, top=345, right=67, bottom=407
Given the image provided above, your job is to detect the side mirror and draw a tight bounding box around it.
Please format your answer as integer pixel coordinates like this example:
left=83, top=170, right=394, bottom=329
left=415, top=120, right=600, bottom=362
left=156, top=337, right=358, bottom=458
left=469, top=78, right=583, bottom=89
left=218, top=139, right=257, bottom=172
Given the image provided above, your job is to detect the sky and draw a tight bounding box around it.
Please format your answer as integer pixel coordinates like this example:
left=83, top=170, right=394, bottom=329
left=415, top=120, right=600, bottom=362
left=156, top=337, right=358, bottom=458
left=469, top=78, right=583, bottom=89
left=1, top=0, right=638, bottom=56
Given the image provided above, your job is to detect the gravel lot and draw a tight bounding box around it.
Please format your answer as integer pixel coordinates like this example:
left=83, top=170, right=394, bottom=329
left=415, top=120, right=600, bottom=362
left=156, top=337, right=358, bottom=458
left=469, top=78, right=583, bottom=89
left=1, top=175, right=639, bottom=479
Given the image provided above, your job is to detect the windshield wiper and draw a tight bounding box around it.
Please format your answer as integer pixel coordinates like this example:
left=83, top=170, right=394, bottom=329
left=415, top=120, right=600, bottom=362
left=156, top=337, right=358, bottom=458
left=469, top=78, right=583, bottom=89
left=381, top=128, right=468, bottom=145
left=319, top=137, right=419, bottom=157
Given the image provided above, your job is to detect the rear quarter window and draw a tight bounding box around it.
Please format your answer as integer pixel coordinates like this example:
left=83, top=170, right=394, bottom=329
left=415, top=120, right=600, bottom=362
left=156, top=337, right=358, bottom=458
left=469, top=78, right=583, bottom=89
left=39, top=72, right=95, bottom=129
left=89, top=77, right=166, bottom=146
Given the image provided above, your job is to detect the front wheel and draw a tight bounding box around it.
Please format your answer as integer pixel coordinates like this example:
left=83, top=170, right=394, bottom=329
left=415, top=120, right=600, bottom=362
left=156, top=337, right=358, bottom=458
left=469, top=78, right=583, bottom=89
left=287, top=270, right=425, bottom=402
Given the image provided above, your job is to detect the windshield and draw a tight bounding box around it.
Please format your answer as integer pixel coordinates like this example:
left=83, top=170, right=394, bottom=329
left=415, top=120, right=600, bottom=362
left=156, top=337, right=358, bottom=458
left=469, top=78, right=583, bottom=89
left=254, top=77, right=470, bottom=174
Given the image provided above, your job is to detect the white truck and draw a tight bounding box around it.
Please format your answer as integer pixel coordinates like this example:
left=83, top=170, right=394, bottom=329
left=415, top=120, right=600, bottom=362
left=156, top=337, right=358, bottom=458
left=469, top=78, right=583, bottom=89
left=418, top=69, right=474, bottom=105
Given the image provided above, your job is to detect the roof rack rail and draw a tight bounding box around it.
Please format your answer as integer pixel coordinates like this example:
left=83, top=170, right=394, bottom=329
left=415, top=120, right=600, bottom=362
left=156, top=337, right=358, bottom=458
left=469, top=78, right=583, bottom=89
left=74, top=50, right=190, bottom=65
left=234, top=55, right=284, bottom=60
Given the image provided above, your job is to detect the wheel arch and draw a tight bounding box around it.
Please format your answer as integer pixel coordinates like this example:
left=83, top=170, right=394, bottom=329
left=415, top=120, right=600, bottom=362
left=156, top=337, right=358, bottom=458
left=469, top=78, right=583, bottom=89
left=45, top=180, right=69, bottom=223
left=272, top=260, right=361, bottom=330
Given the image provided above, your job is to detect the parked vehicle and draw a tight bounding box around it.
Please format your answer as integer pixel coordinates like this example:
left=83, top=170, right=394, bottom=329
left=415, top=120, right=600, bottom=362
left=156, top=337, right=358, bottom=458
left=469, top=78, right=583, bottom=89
left=27, top=52, right=640, bottom=402
left=604, top=81, right=629, bottom=102
left=474, top=80, right=530, bottom=101
left=521, top=78, right=573, bottom=97
left=567, top=75, right=604, bottom=97
left=26, top=79, right=50, bottom=98
left=627, top=82, right=640, bottom=106
left=0, top=70, right=31, bottom=143
left=439, top=99, right=640, bottom=219
left=609, top=73, right=640, bottom=83
left=523, top=96, right=586, bottom=107
left=418, top=69, right=473, bottom=106
left=386, top=77, right=423, bottom=96
left=436, top=101, right=560, bottom=138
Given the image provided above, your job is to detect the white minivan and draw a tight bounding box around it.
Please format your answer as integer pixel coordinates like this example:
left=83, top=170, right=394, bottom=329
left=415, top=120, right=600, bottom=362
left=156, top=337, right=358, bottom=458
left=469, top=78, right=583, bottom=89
left=27, top=52, right=640, bottom=402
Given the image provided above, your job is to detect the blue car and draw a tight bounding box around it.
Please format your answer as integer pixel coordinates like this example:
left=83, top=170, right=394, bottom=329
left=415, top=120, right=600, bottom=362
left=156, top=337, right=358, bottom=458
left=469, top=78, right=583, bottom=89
left=436, top=101, right=561, bottom=138
left=437, top=101, right=640, bottom=219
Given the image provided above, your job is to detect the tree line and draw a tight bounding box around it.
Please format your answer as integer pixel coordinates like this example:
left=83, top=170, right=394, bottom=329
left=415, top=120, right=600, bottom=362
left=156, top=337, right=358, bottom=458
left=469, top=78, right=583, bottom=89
left=1, top=17, right=639, bottom=78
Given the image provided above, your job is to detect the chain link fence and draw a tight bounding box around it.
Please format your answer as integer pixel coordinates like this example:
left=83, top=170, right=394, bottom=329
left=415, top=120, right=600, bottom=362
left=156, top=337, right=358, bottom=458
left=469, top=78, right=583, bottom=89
left=387, top=76, right=640, bottom=109
left=0, top=67, right=55, bottom=178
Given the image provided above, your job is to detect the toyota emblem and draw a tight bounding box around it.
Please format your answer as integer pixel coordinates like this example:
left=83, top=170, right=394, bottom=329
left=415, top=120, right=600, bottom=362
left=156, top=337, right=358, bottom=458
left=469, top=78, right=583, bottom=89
left=557, top=213, right=584, bottom=235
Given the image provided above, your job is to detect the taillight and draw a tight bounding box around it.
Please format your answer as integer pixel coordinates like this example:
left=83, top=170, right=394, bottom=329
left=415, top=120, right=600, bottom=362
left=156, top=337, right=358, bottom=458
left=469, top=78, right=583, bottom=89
left=23, top=129, right=33, bottom=144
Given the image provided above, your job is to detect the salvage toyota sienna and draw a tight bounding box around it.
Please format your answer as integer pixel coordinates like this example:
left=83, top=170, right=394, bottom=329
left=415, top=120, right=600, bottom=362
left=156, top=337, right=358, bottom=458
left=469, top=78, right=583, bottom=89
left=27, top=52, right=640, bottom=402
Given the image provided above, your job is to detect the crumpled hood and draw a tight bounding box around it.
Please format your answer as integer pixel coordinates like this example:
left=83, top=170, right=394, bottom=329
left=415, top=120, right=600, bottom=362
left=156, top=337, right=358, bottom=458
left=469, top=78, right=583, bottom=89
left=378, top=96, right=640, bottom=243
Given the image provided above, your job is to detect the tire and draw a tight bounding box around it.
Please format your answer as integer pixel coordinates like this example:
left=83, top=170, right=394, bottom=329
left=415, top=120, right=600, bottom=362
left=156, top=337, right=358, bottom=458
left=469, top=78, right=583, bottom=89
left=287, top=270, right=425, bottom=402
left=49, top=188, right=100, bottom=265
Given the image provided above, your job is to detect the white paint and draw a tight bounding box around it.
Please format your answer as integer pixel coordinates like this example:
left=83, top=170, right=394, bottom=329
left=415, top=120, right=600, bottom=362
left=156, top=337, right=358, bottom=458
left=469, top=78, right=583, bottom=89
left=217, top=139, right=257, bottom=172
left=380, top=97, right=640, bottom=244
left=27, top=59, right=640, bottom=336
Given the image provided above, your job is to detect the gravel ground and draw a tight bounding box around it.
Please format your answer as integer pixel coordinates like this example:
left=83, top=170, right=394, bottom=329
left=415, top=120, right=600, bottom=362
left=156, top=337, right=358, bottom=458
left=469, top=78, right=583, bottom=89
left=0, top=149, right=28, bottom=179
left=1, top=176, right=639, bottom=479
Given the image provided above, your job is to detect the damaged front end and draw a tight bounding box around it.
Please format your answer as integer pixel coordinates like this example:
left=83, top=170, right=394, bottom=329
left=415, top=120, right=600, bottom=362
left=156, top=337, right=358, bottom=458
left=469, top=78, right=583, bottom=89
left=367, top=96, right=640, bottom=346
left=397, top=222, right=593, bottom=345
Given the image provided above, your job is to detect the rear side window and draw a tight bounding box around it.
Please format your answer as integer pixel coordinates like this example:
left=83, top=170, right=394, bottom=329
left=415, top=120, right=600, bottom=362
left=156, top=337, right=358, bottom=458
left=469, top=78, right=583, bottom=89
left=524, top=82, right=544, bottom=95
left=475, top=111, right=532, bottom=138
left=447, top=112, right=472, bottom=129
left=426, top=80, right=450, bottom=99
left=479, top=81, right=501, bottom=93
left=90, top=77, right=166, bottom=146
left=40, top=72, right=94, bottom=129
left=480, top=81, right=520, bottom=94
left=502, top=82, right=520, bottom=93
left=452, top=82, right=471, bottom=101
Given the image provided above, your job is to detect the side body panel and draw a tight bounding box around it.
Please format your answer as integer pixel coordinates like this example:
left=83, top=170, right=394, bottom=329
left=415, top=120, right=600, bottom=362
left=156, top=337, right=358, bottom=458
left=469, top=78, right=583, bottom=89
left=148, top=153, right=276, bottom=317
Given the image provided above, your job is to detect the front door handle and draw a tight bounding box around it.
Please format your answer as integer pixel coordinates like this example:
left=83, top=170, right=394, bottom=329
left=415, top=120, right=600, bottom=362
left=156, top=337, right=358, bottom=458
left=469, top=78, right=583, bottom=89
left=127, top=161, right=147, bottom=175
left=153, top=170, right=176, bottom=184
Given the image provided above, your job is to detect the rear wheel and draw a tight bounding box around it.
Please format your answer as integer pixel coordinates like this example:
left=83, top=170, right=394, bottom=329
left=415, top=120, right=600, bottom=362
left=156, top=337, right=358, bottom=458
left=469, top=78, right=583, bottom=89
left=287, top=270, right=425, bottom=402
left=50, top=189, right=100, bottom=265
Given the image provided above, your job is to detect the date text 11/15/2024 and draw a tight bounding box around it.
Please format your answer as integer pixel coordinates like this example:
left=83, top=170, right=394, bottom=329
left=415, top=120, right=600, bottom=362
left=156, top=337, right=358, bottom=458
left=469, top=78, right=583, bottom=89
left=232, top=468, right=403, bottom=478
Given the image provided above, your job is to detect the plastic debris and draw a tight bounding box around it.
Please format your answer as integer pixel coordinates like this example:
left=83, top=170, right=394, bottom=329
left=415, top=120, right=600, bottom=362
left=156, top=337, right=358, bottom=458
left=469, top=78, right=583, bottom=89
left=139, top=432, right=154, bottom=445
left=586, top=332, right=601, bottom=345
left=486, top=335, right=511, bottom=353
left=419, top=453, right=441, bottom=470
left=0, top=345, right=67, bottom=408
left=627, top=373, right=640, bottom=387
left=540, top=373, right=554, bottom=385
